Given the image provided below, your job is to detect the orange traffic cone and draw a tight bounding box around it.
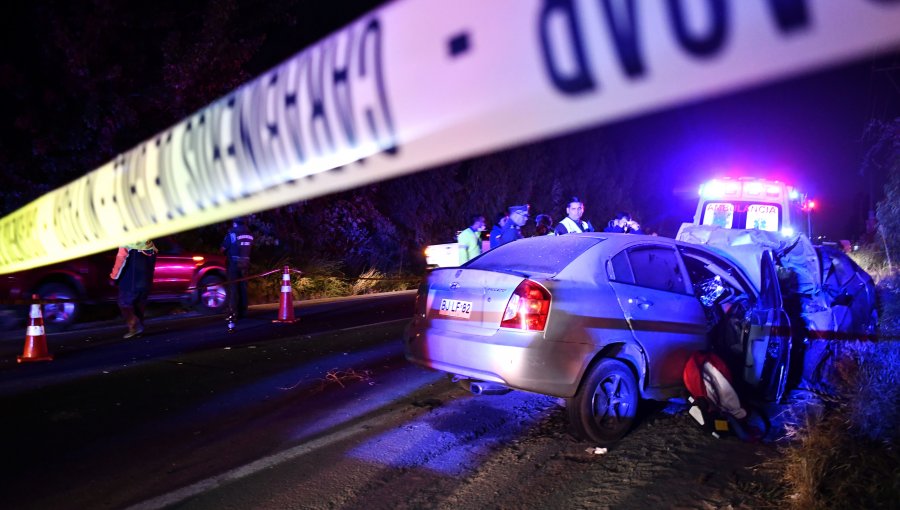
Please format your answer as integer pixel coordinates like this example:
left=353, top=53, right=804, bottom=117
left=18, top=294, right=53, bottom=363
left=273, top=265, right=297, bottom=323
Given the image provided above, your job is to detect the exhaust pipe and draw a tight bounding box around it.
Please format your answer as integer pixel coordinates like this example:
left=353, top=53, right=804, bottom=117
left=469, top=381, right=512, bottom=395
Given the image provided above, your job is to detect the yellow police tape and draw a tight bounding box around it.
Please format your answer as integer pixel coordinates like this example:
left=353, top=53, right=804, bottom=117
left=2, top=0, right=900, bottom=274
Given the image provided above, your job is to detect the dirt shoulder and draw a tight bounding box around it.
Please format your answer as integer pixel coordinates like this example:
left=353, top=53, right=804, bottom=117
left=431, top=398, right=783, bottom=510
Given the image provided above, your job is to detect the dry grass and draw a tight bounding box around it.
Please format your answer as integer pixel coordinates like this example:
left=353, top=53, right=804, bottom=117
left=318, top=368, right=373, bottom=390
left=246, top=258, right=420, bottom=302
left=778, top=269, right=900, bottom=508
left=878, top=272, right=900, bottom=333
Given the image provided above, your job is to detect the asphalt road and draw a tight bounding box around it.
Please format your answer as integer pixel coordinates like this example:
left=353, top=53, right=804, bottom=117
left=0, top=291, right=432, bottom=509
left=0, top=291, right=780, bottom=510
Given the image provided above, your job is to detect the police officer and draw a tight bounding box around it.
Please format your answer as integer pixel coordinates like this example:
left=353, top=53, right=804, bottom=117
left=498, top=204, right=529, bottom=246
left=221, top=218, right=254, bottom=329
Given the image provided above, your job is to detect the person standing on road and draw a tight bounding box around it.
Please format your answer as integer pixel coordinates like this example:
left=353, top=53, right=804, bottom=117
left=554, top=197, right=595, bottom=235
left=489, top=212, right=509, bottom=250
left=604, top=211, right=644, bottom=234
left=110, top=240, right=158, bottom=339
left=221, top=218, right=254, bottom=327
left=498, top=204, right=529, bottom=246
left=458, top=214, right=486, bottom=264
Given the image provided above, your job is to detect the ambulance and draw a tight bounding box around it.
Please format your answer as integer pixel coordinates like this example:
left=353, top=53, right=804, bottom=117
left=677, top=177, right=878, bottom=341
left=687, top=177, right=805, bottom=237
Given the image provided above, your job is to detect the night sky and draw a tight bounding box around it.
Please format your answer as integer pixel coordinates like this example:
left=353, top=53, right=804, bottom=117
left=2, top=1, right=898, bottom=241
left=608, top=56, right=899, bottom=239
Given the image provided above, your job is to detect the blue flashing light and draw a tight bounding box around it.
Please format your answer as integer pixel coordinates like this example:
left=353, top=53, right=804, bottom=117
left=701, top=180, right=724, bottom=198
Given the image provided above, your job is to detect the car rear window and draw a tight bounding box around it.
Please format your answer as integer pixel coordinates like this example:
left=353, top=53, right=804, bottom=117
left=467, top=236, right=603, bottom=274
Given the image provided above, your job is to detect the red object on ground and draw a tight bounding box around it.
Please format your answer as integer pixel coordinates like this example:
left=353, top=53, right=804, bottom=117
left=683, top=351, right=732, bottom=400
left=18, top=294, right=53, bottom=363
left=273, top=266, right=297, bottom=324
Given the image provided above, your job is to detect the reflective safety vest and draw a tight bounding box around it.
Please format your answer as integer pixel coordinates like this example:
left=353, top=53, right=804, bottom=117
left=458, top=228, right=482, bottom=264
left=557, top=216, right=593, bottom=234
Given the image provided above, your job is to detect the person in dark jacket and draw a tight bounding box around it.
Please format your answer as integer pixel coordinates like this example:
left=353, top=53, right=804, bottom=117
left=221, top=218, right=254, bottom=324
left=534, top=214, right=555, bottom=236
left=498, top=204, right=529, bottom=246
left=489, top=212, right=510, bottom=250
left=110, top=240, right=158, bottom=338
left=604, top=211, right=644, bottom=234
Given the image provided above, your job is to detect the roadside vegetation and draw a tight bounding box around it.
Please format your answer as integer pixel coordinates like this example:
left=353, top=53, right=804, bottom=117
left=776, top=130, right=899, bottom=509
left=245, top=256, right=420, bottom=304
left=777, top=297, right=899, bottom=508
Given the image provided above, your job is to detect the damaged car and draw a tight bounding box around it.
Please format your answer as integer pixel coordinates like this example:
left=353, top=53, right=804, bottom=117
left=404, top=232, right=793, bottom=445
left=677, top=225, right=878, bottom=339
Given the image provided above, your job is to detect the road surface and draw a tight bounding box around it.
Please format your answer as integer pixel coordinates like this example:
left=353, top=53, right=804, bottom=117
left=0, top=291, right=780, bottom=509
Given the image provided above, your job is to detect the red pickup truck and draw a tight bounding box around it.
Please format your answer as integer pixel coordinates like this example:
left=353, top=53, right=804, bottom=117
left=0, top=238, right=229, bottom=328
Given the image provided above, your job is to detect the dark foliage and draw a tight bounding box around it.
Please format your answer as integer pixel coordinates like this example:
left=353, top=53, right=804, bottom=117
left=0, top=0, right=654, bottom=276
left=869, top=118, right=900, bottom=259
left=27, top=1, right=897, bottom=276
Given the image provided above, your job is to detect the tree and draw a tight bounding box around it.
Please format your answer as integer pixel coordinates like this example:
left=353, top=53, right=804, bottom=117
left=874, top=118, right=900, bottom=263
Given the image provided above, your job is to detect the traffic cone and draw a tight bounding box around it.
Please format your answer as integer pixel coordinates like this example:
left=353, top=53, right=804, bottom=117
left=18, top=294, right=53, bottom=363
left=273, top=265, right=298, bottom=323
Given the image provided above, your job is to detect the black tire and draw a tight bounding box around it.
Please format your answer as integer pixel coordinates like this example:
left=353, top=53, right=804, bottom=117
left=195, top=274, right=228, bottom=314
left=36, top=282, right=80, bottom=329
left=567, top=358, right=639, bottom=445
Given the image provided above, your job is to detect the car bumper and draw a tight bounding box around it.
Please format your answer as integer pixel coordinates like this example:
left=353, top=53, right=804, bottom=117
left=404, top=320, right=594, bottom=398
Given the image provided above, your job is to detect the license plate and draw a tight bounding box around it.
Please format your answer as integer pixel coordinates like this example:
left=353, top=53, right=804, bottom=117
left=438, top=298, right=473, bottom=319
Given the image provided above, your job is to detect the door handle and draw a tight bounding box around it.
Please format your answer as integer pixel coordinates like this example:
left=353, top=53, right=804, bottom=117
left=628, top=297, right=653, bottom=310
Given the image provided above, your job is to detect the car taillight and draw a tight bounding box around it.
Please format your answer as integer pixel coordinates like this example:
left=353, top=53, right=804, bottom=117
left=500, top=280, right=550, bottom=331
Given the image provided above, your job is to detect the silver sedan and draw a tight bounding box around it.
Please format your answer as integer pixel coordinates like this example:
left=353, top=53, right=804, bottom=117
left=405, top=233, right=790, bottom=445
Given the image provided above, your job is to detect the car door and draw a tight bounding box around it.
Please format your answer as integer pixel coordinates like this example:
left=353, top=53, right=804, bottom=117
left=743, top=250, right=791, bottom=402
left=150, top=238, right=200, bottom=297
left=606, top=244, right=709, bottom=389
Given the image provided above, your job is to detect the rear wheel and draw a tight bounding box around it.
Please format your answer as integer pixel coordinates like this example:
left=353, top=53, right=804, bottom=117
left=195, top=274, right=227, bottom=314
left=36, top=283, right=80, bottom=329
left=567, top=358, right=639, bottom=445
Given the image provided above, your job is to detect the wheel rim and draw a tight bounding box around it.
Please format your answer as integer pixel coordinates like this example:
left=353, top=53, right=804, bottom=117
left=590, top=373, right=634, bottom=430
left=42, top=293, right=76, bottom=324
left=201, top=282, right=226, bottom=309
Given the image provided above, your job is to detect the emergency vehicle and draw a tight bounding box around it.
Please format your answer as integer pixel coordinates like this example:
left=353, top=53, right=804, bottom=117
left=677, top=176, right=878, bottom=342
left=687, top=177, right=806, bottom=237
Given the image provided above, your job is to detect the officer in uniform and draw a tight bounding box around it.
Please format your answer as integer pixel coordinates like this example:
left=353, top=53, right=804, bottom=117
left=221, top=218, right=254, bottom=330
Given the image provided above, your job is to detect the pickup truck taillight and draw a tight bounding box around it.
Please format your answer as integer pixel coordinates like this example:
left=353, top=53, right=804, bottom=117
left=500, top=280, right=550, bottom=331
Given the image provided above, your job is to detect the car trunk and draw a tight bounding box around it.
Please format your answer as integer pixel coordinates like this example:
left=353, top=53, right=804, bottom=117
left=424, top=268, right=527, bottom=335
